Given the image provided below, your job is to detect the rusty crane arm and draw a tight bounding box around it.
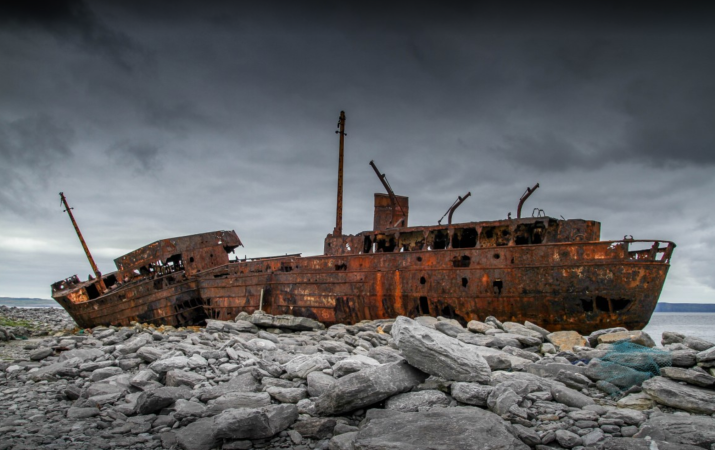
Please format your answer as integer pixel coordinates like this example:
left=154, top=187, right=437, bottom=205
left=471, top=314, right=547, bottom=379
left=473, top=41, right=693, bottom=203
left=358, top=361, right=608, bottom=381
left=517, top=183, right=540, bottom=219
left=369, top=160, right=407, bottom=227
left=59, top=192, right=106, bottom=294
left=438, top=192, right=472, bottom=225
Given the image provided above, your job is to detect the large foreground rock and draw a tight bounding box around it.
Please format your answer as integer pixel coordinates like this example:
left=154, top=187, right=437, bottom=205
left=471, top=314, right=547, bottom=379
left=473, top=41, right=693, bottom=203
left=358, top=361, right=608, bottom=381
left=391, top=316, right=491, bottom=383
left=353, top=407, right=529, bottom=449
left=214, top=404, right=298, bottom=440
left=641, top=376, right=715, bottom=414
left=315, top=360, right=427, bottom=415
left=634, top=413, right=715, bottom=448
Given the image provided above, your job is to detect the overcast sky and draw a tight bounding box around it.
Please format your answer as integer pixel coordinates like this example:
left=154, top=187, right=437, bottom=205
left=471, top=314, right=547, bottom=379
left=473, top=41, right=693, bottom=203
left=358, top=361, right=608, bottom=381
left=1, top=2, right=714, bottom=304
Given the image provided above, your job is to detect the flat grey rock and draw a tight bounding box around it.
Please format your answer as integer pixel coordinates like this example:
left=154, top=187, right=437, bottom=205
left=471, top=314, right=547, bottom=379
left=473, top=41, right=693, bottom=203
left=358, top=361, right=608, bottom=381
left=383, top=390, right=451, bottom=412
left=174, top=417, right=216, bottom=450
left=59, top=348, right=104, bottom=362
left=634, top=412, right=715, bottom=447
left=148, top=355, right=190, bottom=373
left=601, top=437, right=703, bottom=450
left=136, top=386, right=192, bottom=415
left=213, top=404, right=298, bottom=440
left=283, top=354, right=330, bottom=379
left=353, top=407, right=529, bottom=449
left=206, top=391, right=271, bottom=414
left=266, top=386, right=307, bottom=403
left=642, top=376, right=715, bottom=414
left=165, top=369, right=206, bottom=388
left=660, top=366, right=715, bottom=387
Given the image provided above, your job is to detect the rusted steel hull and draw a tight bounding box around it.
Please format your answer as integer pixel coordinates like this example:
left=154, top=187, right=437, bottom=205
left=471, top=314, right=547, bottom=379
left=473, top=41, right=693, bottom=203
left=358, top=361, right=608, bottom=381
left=54, top=239, right=672, bottom=334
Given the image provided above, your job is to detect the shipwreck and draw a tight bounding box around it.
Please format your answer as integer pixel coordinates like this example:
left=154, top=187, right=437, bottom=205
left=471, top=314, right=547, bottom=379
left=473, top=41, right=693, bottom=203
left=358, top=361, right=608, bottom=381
left=52, top=112, right=675, bottom=334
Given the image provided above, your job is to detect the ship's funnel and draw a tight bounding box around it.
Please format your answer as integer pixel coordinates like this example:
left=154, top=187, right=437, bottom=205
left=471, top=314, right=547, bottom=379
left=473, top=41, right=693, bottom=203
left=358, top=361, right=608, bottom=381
left=373, top=193, right=409, bottom=230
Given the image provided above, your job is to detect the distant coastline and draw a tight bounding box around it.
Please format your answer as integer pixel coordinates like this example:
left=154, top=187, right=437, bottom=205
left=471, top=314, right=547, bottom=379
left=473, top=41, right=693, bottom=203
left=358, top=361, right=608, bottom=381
left=0, top=297, right=60, bottom=308
left=654, top=302, right=715, bottom=313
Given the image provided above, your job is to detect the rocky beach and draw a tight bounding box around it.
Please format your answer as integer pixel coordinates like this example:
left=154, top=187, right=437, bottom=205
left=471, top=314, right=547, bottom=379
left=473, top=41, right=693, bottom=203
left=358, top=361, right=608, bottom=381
left=1, top=306, right=714, bottom=450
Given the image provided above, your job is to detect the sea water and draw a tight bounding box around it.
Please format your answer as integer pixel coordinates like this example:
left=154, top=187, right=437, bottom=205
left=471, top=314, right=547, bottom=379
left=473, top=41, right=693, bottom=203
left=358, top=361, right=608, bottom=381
left=643, top=312, right=715, bottom=347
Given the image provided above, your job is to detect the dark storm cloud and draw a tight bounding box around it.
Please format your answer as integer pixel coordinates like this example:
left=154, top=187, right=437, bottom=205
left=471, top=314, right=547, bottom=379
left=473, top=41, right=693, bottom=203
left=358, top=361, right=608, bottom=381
left=0, top=0, right=142, bottom=70
left=1, top=2, right=715, bottom=303
left=107, top=141, right=161, bottom=173
left=0, top=114, right=74, bottom=215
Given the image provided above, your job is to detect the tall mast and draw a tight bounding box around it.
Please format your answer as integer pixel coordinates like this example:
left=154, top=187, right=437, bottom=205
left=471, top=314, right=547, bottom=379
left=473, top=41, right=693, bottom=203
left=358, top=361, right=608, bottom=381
left=59, top=192, right=106, bottom=293
left=333, top=111, right=346, bottom=236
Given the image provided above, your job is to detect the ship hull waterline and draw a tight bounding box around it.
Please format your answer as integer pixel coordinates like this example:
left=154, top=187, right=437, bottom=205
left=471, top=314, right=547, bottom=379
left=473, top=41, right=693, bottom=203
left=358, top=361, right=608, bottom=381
left=54, top=240, right=671, bottom=334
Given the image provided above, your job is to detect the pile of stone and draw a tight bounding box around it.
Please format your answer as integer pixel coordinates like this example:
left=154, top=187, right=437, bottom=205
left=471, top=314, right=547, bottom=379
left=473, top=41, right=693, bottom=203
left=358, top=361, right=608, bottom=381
left=1, top=311, right=714, bottom=450
left=0, top=306, right=76, bottom=341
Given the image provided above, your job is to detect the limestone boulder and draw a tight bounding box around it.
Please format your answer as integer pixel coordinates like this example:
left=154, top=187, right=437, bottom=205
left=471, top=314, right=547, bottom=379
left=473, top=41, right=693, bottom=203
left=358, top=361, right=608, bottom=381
left=353, top=407, right=529, bottom=450
left=450, top=382, right=493, bottom=406
left=616, top=392, right=654, bottom=410
left=237, top=311, right=325, bottom=331
left=588, top=327, right=628, bottom=347
left=392, top=316, right=491, bottom=383
left=283, top=354, right=330, bottom=379
left=642, top=376, right=715, bottom=414
left=433, top=321, right=466, bottom=338
left=135, top=386, right=192, bottom=415
left=696, top=345, right=715, bottom=367
left=383, top=390, right=451, bottom=412
left=314, top=360, right=427, bottom=415
left=634, top=413, right=715, bottom=448
left=466, top=320, right=495, bottom=334
left=660, top=366, right=715, bottom=387
left=601, top=437, right=703, bottom=450
left=597, top=330, right=656, bottom=348
left=206, top=392, right=272, bottom=415
left=546, top=331, right=587, bottom=352
left=213, top=404, right=298, bottom=440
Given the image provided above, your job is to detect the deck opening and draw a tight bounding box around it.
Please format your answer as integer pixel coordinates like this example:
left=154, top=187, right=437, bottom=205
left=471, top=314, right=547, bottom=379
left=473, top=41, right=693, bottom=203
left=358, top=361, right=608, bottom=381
left=432, top=230, right=448, bottom=250
left=85, top=283, right=100, bottom=300
left=581, top=298, right=594, bottom=312
left=363, top=236, right=372, bottom=253
left=493, top=280, right=503, bottom=295
left=595, top=296, right=610, bottom=312
left=335, top=263, right=347, bottom=271
left=419, top=296, right=430, bottom=314
left=452, top=227, right=478, bottom=248
left=420, top=276, right=426, bottom=285
left=416, top=256, right=423, bottom=262
left=462, top=277, right=468, bottom=287
left=611, top=298, right=631, bottom=311
left=452, top=255, right=471, bottom=268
